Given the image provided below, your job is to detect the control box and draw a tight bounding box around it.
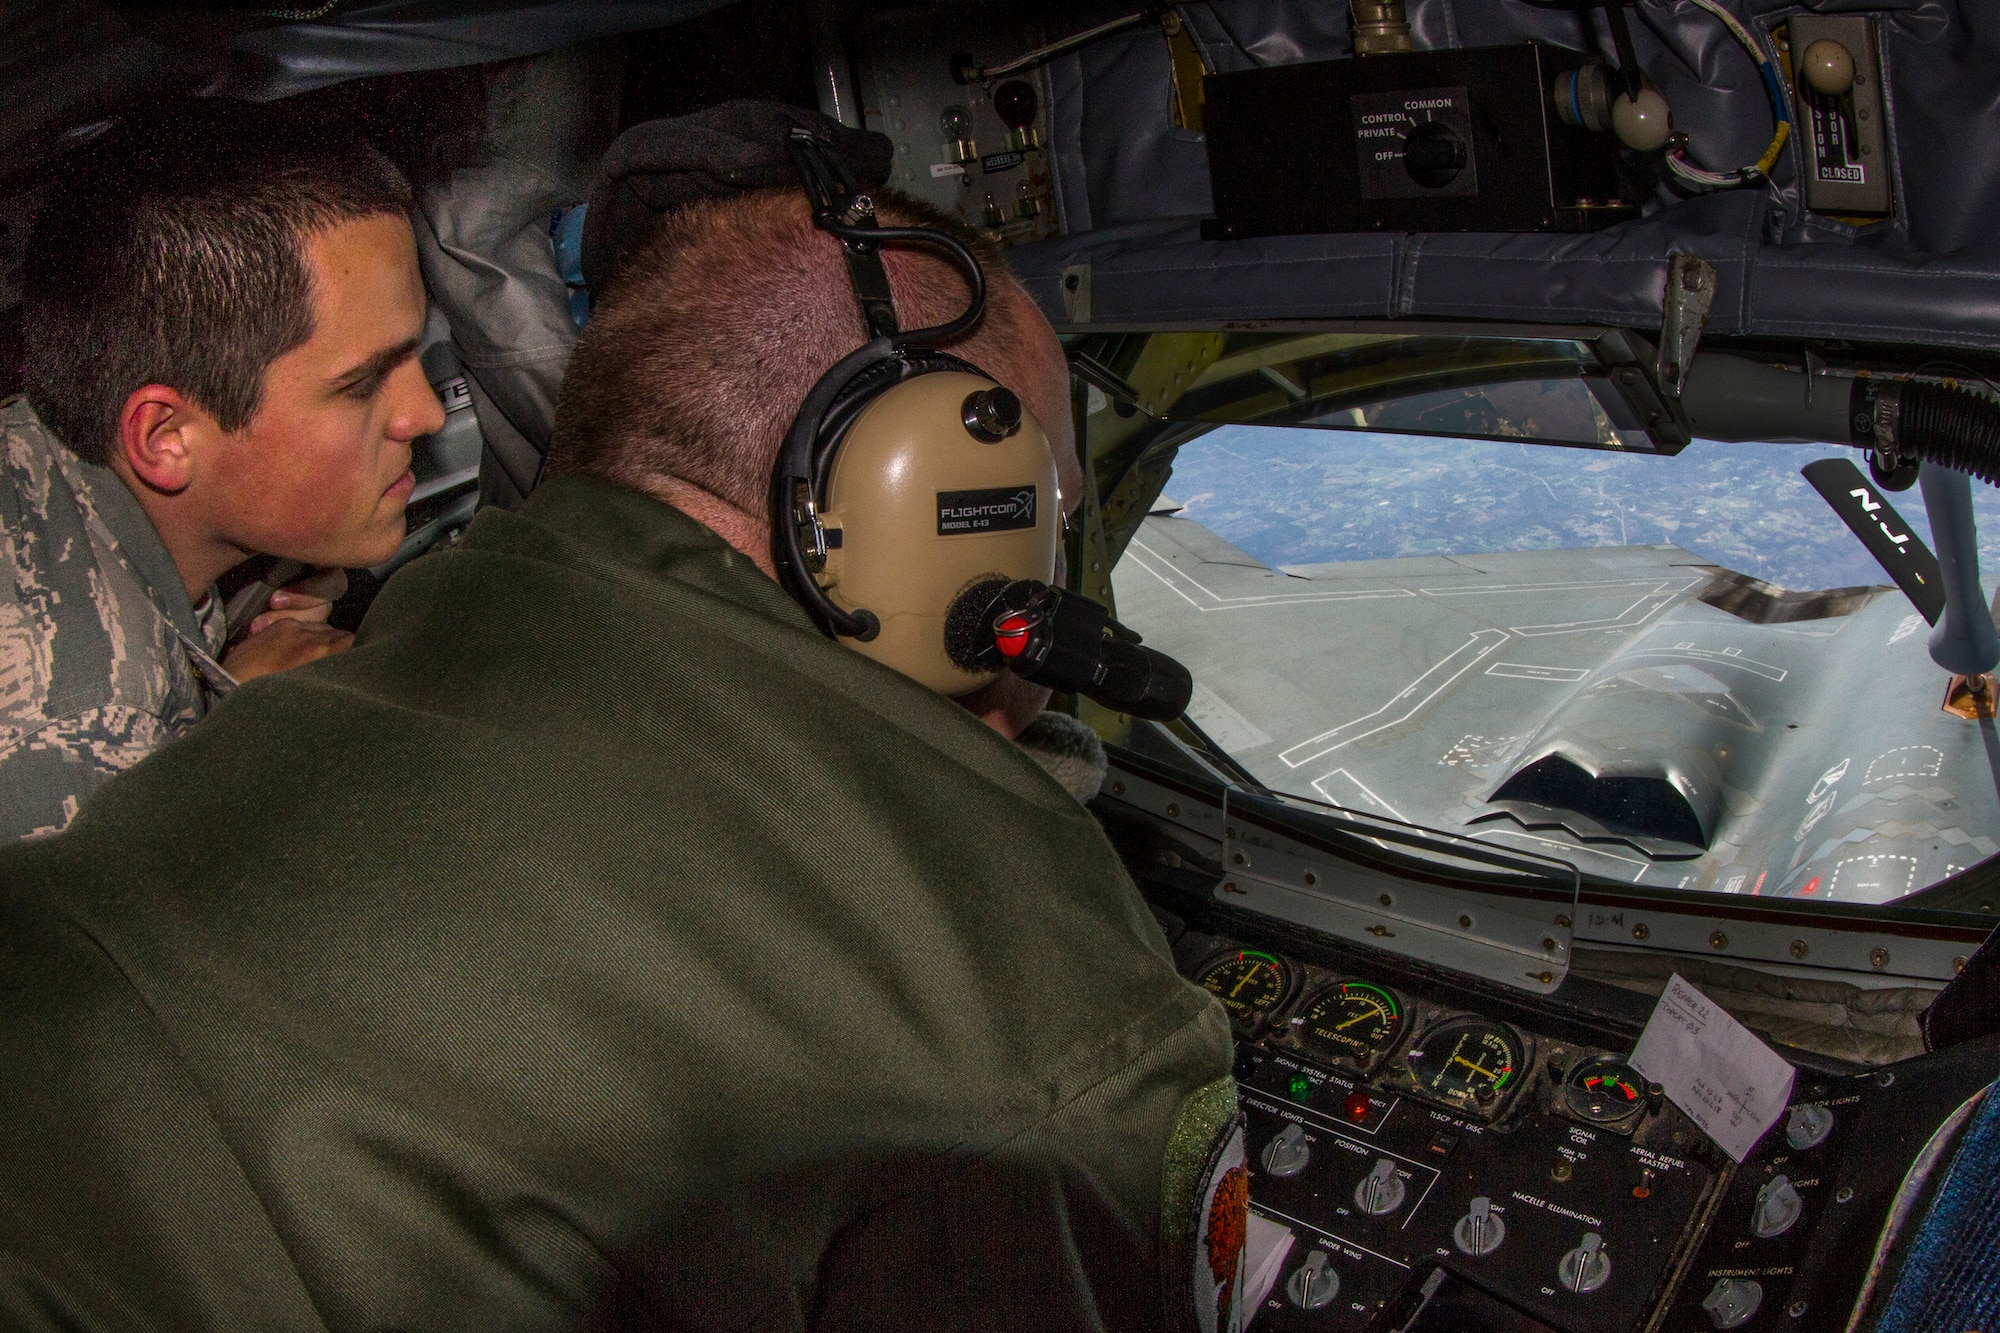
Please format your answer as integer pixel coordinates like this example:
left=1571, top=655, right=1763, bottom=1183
left=1201, top=44, right=1635, bottom=239
left=1785, top=15, right=1891, bottom=218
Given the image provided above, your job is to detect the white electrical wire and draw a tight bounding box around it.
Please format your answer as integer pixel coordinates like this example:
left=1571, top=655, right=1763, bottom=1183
left=1667, top=0, right=1793, bottom=190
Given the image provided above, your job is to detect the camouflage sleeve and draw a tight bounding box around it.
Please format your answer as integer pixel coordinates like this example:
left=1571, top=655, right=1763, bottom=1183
left=0, top=704, right=168, bottom=841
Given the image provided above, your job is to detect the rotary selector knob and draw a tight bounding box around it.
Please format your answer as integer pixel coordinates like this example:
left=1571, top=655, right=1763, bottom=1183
left=1355, top=1157, right=1407, bottom=1215
left=1262, top=1122, right=1311, bottom=1178
left=1402, top=121, right=1468, bottom=189
left=1453, top=1195, right=1506, bottom=1256
left=1751, top=1174, right=1803, bottom=1238
left=1558, top=1232, right=1611, bottom=1294
left=1286, top=1250, right=1340, bottom=1309
left=1786, top=1103, right=1834, bottom=1150
left=1703, top=1277, right=1764, bottom=1329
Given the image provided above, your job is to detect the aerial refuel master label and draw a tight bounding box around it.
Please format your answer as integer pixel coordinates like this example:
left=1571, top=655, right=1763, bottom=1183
left=937, top=485, right=1037, bottom=535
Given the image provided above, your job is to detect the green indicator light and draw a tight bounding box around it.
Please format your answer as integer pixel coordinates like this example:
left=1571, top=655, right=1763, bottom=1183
left=1289, top=1073, right=1313, bottom=1103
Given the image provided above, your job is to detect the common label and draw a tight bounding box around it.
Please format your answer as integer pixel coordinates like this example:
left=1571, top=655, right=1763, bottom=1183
left=937, top=485, right=1037, bottom=534
left=981, top=150, right=1026, bottom=174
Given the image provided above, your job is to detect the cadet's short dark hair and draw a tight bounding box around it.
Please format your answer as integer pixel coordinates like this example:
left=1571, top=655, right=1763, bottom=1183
left=20, top=104, right=413, bottom=465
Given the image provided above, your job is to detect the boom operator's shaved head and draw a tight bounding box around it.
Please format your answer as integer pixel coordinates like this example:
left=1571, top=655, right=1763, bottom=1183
left=546, top=188, right=1079, bottom=521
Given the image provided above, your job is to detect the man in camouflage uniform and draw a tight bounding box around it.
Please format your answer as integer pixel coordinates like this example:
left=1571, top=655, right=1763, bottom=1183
left=0, top=105, right=445, bottom=839
left=0, top=402, right=232, bottom=837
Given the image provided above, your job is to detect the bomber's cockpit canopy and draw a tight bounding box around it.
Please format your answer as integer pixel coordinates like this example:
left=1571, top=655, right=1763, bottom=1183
left=6, top=2, right=2000, bottom=1330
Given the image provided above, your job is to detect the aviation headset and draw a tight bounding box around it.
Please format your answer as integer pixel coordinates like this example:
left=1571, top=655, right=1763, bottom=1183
left=774, top=129, right=1192, bottom=722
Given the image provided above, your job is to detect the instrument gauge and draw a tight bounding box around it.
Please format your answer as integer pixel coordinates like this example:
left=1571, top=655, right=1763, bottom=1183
left=1564, top=1056, right=1647, bottom=1126
left=1405, top=1017, right=1525, bottom=1115
left=1290, top=981, right=1406, bottom=1073
left=1194, top=949, right=1295, bottom=1033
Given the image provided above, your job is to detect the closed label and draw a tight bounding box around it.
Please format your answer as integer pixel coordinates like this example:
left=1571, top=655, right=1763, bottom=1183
left=938, top=485, right=1037, bottom=534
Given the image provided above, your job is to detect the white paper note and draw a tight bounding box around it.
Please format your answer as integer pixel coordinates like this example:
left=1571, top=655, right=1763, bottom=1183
left=1242, top=1210, right=1295, bottom=1327
left=1629, top=973, right=1796, bottom=1162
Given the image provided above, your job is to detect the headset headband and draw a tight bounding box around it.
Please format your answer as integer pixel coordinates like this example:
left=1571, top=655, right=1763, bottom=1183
left=772, top=130, right=994, bottom=642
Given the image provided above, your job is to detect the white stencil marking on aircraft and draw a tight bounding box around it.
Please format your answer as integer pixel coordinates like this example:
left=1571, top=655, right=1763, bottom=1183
left=1279, top=630, right=1510, bottom=768
left=1618, top=646, right=1788, bottom=682
left=1473, top=826, right=1650, bottom=875
left=1809, top=758, right=1852, bottom=804
left=1828, top=854, right=1919, bottom=903
left=1888, top=613, right=1925, bottom=647
left=1122, top=537, right=1414, bottom=611
left=1865, top=746, right=1944, bottom=785
left=1419, top=576, right=1703, bottom=599
left=1485, top=662, right=1590, bottom=682
left=1311, top=768, right=1409, bottom=822
left=1440, top=734, right=1528, bottom=769
left=1506, top=581, right=1691, bottom=637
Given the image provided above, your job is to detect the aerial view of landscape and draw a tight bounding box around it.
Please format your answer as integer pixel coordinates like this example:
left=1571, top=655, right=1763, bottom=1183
left=1161, top=424, right=2000, bottom=591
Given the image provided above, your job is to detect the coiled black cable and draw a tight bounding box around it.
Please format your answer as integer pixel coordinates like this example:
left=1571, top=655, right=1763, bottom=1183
left=1894, top=381, right=2000, bottom=487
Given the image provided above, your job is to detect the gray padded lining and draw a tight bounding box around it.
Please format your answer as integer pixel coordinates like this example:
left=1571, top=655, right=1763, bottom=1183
left=1015, top=0, right=2000, bottom=349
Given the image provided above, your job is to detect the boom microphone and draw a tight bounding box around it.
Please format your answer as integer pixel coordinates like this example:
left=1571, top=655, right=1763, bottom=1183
left=945, top=579, right=1194, bottom=722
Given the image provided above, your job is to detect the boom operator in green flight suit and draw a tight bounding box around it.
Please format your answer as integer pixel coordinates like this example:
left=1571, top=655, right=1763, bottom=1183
left=0, top=172, right=1244, bottom=1330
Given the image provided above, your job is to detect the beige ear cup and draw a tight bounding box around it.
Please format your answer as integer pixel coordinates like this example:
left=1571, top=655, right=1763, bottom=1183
left=817, top=370, right=1060, bottom=695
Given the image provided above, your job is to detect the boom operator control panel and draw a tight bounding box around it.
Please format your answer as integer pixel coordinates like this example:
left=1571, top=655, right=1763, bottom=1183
left=1172, top=927, right=1991, bottom=1333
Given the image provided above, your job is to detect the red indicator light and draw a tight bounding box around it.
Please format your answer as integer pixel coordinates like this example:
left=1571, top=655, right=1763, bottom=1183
left=995, top=615, right=1031, bottom=658
left=1344, top=1093, right=1372, bottom=1123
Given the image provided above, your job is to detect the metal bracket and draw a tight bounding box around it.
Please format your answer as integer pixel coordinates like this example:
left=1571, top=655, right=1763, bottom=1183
left=1656, top=254, right=1717, bottom=400
left=1590, top=328, right=1691, bottom=452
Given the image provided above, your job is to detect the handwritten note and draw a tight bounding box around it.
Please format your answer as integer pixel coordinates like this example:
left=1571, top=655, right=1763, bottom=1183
left=1629, top=973, right=1795, bottom=1162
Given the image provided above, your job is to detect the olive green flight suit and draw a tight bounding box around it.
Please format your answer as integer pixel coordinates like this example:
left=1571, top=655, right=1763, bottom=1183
left=0, top=476, right=1236, bottom=1332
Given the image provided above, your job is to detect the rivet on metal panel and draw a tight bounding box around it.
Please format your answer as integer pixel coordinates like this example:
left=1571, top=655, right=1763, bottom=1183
left=1790, top=939, right=1809, bottom=960
left=1379, top=894, right=1393, bottom=907
left=1954, top=955, right=1969, bottom=972
left=1222, top=881, right=1244, bottom=895
left=1710, top=931, right=1729, bottom=950
left=1368, top=924, right=1396, bottom=937
left=1542, top=937, right=1557, bottom=951
left=1232, top=852, right=1245, bottom=865
left=1869, top=946, right=1890, bottom=969
left=1166, top=802, right=1181, bottom=818
left=1110, top=780, right=1125, bottom=796
left=1554, top=914, right=1571, bottom=929
left=1304, top=871, right=1318, bottom=886
left=1459, top=915, right=1473, bottom=929
left=1632, top=923, right=1651, bottom=941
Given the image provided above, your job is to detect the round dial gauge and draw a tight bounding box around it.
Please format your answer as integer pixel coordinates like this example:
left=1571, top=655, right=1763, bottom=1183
left=1194, top=949, right=1293, bottom=1029
left=1405, top=1018, right=1523, bottom=1112
left=1564, top=1057, right=1646, bottom=1125
left=1291, top=981, right=1405, bottom=1071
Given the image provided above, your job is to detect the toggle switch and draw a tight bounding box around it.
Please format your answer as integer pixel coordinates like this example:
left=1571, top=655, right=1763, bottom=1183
left=1558, top=1232, right=1611, bottom=1294
left=1786, top=1103, right=1834, bottom=1151
left=1702, top=1277, right=1764, bottom=1329
left=1751, top=1174, right=1803, bottom=1238
left=1286, top=1250, right=1340, bottom=1309
left=1261, top=1122, right=1310, bottom=1178
left=1354, top=1157, right=1407, bottom=1215
left=1453, top=1195, right=1506, bottom=1256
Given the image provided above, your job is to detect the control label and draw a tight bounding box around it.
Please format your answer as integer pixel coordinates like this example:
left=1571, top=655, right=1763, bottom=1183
left=1349, top=86, right=1477, bottom=199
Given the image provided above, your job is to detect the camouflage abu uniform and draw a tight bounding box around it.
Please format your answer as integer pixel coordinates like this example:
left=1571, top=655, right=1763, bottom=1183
left=0, top=397, right=230, bottom=840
